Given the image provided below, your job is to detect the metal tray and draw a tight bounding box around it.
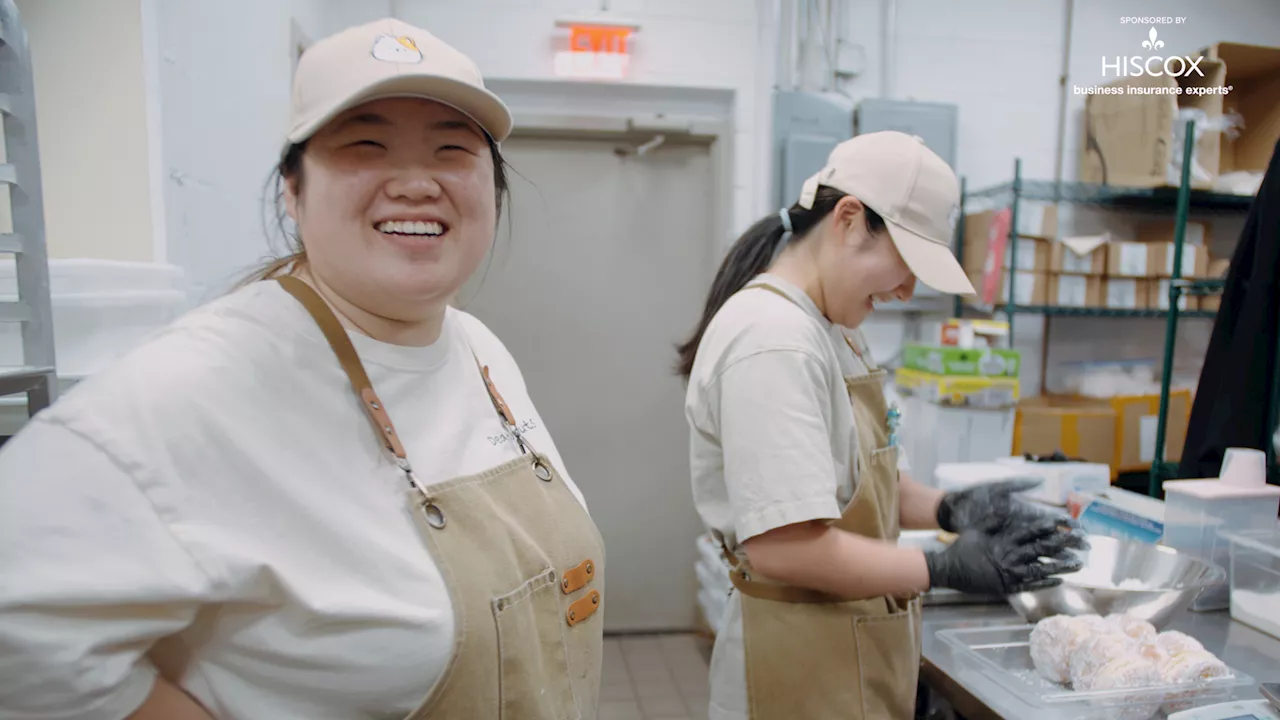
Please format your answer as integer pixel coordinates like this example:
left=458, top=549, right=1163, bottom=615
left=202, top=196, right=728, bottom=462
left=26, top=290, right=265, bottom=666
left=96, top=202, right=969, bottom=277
left=936, top=624, right=1254, bottom=711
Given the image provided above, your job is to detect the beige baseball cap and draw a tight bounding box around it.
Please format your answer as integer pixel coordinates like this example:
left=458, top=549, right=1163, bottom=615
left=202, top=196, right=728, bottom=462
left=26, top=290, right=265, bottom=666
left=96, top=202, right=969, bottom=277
left=798, top=131, right=974, bottom=296
left=288, top=18, right=512, bottom=144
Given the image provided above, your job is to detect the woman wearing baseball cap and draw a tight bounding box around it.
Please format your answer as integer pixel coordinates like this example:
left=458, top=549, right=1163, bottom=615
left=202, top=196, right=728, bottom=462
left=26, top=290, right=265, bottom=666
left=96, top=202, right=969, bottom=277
left=676, top=132, right=1085, bottom=719
left=0, top=19, right=604, bottom=719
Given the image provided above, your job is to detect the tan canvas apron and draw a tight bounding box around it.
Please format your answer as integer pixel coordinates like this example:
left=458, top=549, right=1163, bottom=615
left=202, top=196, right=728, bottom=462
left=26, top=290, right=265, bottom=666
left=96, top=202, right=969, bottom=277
left=278, top=277, right=606, bottom=719
left=724, top=281, right=923, bottom=720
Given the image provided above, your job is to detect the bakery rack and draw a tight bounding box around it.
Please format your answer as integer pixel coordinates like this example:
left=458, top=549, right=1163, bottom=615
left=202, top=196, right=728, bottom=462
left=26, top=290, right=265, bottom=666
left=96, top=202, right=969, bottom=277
left=950, top=121, right=1268, bottom=498
left=0, top=0, right=57, bottom=425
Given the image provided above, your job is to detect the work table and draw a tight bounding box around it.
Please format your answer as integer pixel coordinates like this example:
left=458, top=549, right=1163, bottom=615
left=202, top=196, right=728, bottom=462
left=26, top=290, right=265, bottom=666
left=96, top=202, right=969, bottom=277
left=921, top=603, right=1280, bottom=720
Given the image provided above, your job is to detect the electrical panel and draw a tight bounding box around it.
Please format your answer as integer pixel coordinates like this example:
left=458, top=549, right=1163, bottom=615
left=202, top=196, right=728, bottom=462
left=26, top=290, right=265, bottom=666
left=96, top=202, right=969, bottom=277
left=855, top=99, right=958, bottom=170
left=772, top=91, right=855, bottom=209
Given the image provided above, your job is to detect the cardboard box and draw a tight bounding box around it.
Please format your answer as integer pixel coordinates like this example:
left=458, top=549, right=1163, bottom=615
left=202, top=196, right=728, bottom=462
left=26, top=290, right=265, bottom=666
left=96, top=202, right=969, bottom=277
left=1015, top=391, right=1192, bottom=478
left=1200, top=294, right=1222, bottom=312
left=1080, top=43, right=1280, bottom=188
left=1137, top=220, right=1209, bottom=248
left=1111, top=390, right=1192, bottom=473
left=1197, top=43, right=1280, bottom=177
left=1014, top=396, right=1118, bottom=468
left=1104, top=277, right=1149, bottom=310
left=1107, top=242, right=1151, bottom=278
left=1014, top=201, right=1059, bottom=240
left=902, top=344, right=1022, bottom=379
left=1051, top=235, right=1108, bottom=275
left=961, top=210, right=1050, bottom=274
left=1004, top=237, right=1052, bottom=273
left=1149, top=279, right=1193, bottom=311
left=1208, top=258, right=1231, bottom=277
left=968, top=270, right=1049, bottom=307
left=1145, top=242, right=1210, bottom=278
left=1047, top=274, right=1106, bottom=308
left=894, top=367, right=1020, bottom=409
left=1079, top=61, right=1227, bottom=188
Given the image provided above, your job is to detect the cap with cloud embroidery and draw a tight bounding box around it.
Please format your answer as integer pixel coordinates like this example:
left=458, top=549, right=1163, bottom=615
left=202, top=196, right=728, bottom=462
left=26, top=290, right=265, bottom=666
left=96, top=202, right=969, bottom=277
left=288, top=18, right=512, bottom=144
left=798, top=132, right=974, bottom=296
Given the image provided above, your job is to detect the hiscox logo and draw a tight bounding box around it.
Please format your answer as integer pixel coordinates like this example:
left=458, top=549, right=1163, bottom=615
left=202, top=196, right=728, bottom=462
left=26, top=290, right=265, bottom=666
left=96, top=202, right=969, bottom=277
left=1103, top=25, right=1204, bottom=78
left=1074, top=18, right=1232, bottom=98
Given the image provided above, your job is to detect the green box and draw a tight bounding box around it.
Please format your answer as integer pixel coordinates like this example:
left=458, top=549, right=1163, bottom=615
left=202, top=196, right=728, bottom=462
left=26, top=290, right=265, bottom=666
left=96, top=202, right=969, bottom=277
left=902, top=344, right=1022, bottom=379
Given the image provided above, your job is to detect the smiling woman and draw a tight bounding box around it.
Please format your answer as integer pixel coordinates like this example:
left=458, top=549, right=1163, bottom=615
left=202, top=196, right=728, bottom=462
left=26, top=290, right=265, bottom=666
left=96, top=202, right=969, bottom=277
left=0, top=17, right=605, bottom=720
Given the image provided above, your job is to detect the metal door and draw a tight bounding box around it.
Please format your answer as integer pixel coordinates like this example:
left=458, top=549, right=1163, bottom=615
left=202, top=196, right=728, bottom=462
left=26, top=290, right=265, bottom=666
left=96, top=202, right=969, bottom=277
left=459, top=132, right=715, bottom=631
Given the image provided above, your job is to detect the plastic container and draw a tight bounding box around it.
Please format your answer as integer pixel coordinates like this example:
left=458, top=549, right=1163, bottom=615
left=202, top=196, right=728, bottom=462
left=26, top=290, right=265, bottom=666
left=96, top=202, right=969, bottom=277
left=0, top=290, right=188, bottom=377
left=1221, top=527, right=1280, bottom=640
left=1162, top=468, right=1280, bottom=611
left=0, top=259, right=188, bottom=378
left=936, top=624, right=1252, bottom=715
left=0, top=258, right=184, bottom=295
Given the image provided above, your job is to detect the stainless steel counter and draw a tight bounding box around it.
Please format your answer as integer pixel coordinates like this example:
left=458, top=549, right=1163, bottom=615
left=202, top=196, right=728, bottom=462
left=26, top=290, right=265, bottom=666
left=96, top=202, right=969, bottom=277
left=921, top=603, right=1280, bottom=720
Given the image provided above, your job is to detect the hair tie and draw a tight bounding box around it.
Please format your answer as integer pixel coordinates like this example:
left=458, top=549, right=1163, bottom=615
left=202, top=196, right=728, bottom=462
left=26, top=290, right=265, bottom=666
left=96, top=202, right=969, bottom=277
left=770, top=208, right=794, bottom=264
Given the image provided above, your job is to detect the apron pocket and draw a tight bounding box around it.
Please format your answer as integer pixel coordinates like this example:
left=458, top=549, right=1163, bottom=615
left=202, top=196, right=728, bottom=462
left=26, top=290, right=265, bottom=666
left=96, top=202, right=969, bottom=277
left=492, top=568, right=580, bottom=720
left=740, top=596, right=865, bottom=717
left=852, top=603, right=921, bottom=719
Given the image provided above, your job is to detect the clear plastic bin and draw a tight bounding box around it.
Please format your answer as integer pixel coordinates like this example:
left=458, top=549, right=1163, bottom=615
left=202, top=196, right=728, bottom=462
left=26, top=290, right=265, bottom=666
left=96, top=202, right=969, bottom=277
left=936, top=624, right=1252, bottom=718
left=1221, top=527, right=1280, bottom=640
left=1161, top=480, right=1280, bottom=610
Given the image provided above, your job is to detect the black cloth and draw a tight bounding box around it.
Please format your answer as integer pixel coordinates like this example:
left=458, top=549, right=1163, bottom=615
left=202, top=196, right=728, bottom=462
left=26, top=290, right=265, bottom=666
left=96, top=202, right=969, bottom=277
left=1179, top=138, right=1280, bottom=482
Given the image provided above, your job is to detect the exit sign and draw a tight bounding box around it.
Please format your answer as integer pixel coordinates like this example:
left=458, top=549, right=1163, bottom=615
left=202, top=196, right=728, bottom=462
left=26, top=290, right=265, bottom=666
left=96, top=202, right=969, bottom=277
left=554, top=19, right=640, bottom=80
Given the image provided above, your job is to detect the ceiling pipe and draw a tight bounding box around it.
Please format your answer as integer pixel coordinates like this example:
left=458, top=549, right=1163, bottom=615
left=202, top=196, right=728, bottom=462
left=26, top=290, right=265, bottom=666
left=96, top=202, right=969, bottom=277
left=1053, top=0, right=1075, bottom=188
left=881, top=0, right=897, bottom=99
left=775, top=0, right=795, bottom=92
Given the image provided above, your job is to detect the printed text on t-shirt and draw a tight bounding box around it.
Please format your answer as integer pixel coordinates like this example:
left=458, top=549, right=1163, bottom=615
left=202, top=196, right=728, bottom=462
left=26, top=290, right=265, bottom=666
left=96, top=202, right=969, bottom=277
left=489, top=418, right=540, bottom=446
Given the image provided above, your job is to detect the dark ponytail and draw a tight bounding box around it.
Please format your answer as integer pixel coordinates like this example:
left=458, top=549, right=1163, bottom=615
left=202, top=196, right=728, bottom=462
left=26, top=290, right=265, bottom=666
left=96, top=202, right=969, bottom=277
left=673, top=185, right=885, bottom=379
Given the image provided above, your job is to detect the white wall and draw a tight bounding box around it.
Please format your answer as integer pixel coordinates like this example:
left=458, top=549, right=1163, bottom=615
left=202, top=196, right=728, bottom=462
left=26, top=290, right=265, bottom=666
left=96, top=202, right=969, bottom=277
left=150, top=0, right=332, bottom=302
left=13, top=0, right=155, bottom=262
left=386, top=0, right=769, bottom=238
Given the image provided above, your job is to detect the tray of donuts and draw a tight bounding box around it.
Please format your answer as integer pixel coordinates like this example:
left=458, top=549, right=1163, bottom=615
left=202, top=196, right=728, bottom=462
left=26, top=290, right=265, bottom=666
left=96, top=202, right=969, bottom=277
left=937, top=614, right=1253, bottom=716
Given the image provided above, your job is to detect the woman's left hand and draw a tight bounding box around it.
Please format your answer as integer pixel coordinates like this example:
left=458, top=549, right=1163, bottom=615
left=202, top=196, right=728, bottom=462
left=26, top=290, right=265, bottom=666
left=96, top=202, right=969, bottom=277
left=937, top=479, right=1089, bottom=550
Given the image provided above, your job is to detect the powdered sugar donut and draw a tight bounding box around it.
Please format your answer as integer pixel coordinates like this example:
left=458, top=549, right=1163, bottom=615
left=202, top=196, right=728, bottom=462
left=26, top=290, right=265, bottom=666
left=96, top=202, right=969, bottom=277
left=1105, top=613, right=1158, bottom=644
left=1078, top=654, right=1161, bottom=692
left=1030, top=616, right=1085, bottom=683
left=1155, top=630, right=1205, bottom=658
left=1030, top=615, right=1118, bottom=684
left=1158, top=649, right=1232, bottom=685
left=1070, top=632, right=1139, bottom=689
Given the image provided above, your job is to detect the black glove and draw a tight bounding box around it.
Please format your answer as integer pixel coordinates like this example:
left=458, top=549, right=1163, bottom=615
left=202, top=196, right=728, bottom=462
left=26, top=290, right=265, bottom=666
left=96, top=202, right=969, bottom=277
left=938, top=478, right=1089, bottom=550
left=924, top=517, right=1084, bottom=596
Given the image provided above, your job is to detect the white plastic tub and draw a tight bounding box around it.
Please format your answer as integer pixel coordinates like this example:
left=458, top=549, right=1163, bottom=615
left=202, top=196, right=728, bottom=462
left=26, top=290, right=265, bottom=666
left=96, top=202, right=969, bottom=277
left=0, top=258, right=185, bottom=295
left=0, top=260, right=188, bottom=435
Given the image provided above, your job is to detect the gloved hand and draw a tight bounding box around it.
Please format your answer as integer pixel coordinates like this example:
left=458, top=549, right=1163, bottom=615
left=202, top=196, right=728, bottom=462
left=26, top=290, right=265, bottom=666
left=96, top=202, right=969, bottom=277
left=937, top=478, right=1089, bottom=551
left=924, top=517, right=1085, bottom=596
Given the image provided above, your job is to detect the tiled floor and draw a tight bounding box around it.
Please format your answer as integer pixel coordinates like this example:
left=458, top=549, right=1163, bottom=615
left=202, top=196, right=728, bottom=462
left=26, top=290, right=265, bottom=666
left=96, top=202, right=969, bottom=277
left=599, top=633, right=712, bottom=720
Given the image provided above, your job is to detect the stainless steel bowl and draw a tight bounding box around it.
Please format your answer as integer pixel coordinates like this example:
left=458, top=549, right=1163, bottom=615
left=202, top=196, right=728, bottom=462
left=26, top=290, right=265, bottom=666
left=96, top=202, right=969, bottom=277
left=1007, top=534, right=1226, bottom=629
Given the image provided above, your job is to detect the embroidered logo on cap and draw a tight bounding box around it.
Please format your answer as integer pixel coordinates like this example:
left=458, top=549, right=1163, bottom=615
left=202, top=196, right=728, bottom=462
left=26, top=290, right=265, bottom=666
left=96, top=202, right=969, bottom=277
left=371, top=34, right=423, bottom=63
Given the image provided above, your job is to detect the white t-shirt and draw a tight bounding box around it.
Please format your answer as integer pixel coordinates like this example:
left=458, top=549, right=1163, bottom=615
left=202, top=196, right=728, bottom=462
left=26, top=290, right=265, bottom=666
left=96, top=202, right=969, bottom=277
left=0, top=281, right=587, bottom=720
left=683, top=274, right=904, bottom=720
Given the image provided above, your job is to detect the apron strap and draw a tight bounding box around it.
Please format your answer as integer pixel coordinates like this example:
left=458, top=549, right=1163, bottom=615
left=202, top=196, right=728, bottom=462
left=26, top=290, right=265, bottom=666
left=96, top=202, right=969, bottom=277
left=276, top=276, right=534, bottom=464
left=277, top=276, right=410, bottom=462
